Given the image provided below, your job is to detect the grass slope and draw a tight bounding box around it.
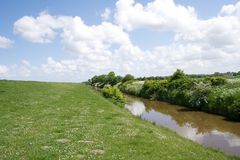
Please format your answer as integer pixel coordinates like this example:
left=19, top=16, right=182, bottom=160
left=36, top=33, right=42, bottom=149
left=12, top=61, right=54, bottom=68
left=0, top=80, right=238, bottom=160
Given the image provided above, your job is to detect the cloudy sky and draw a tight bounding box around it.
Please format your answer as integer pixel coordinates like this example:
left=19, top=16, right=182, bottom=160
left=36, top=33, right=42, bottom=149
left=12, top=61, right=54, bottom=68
left=0, top=0, right=240, bottom=82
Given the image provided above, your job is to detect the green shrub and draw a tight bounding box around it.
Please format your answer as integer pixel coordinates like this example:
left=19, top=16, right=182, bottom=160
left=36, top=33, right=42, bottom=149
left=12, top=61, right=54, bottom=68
left=167, top=89, right=190, bottom=106
left=155, top=80, right=168, bottom=101
left=89, top=72, right=122, bottom=87
left=122, top=74, right=135, bottom=83
left=91, top=71, right=240, bottom=120
left=166, top=78, right=193, bottom=105
left=140, top=80, right=167, bottom=99
left=139, top=80, right=153, bottom=98
left=188, top=82, right=212, bottom=109
left=204, top=77, right=227, bottom=86
left=169, top=69, right=187, bottom=81
left=167, top=78, right=193, bottom=91
left=208, top=88, right=240, bottom=120
left=120, top=80, right=143, bottom=96
left=102, top=86, right=125, bottom=103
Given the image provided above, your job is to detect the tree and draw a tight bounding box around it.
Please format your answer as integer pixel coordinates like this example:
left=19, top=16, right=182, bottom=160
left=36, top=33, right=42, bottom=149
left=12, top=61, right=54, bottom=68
left=122, top=74, right=134, bottom=83
left=170, top=69, right=187, bottom=81
left=238, top=71, right=240, bottom=76
left=107, top=71, right=116, bottom=86
left=108, top=71, right=115, bottom=77
left=106, top=71, right=122, bottom=86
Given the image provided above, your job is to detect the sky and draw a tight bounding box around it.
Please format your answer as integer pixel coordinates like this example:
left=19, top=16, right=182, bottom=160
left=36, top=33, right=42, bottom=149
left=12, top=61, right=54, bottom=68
left=0, top=0, right=240, bottom=82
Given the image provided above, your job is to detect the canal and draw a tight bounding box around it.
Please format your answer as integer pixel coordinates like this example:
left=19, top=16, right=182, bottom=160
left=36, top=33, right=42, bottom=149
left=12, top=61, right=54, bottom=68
left=125, top=95, right=240, bottom=157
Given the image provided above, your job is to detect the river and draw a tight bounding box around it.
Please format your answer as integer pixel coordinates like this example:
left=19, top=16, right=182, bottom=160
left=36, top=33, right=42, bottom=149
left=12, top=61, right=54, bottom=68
left=125, top=95, right=240, bottom=157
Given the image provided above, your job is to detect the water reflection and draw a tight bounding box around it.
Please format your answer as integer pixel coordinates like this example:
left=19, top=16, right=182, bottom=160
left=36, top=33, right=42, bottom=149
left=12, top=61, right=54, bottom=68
left=125, top=95, right=240, bottom=157
left=125, top=102, right=145, bottom=116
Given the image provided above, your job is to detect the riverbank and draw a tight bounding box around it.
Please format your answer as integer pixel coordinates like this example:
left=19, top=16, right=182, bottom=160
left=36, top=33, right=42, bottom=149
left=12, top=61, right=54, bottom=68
left=125, top=94, right=240, bottom=157
left=89, top=71, right=240, bottom=121
left=119, top=78, right=240, bottom=121
left=0, top=80, right=239, bottom=159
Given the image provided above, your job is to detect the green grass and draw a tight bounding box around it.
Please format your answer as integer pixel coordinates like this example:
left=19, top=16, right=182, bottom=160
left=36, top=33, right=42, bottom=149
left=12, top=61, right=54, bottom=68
left=0, top=80, right=239, bottom=160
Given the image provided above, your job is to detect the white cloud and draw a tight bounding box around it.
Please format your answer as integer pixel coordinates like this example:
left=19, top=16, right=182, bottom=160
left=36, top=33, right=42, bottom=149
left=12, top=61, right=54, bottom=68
left=61, top=18, right=132, bottom=58
left=12, top=1, right=240, bottom=81
left=220, top=4, right=236, bottom=15
left=14, top=11, right=61, bottom=43
left=220, top=1, right=240, bottom=16
left=18, top=60, right=32, bottom=77
left=101, top=8, right=111, bottom=20
left=114, top=0, right=198, bottom=31
left=14, top=12, right=131, bottom=59
left=0, top=36, right=13, bottom=48
left=0, top=65, right=8, bottom=77
left=0, top=60, right=35, bottom=80
left=21, top=59, right=31, bottom=67
left=125, top=101, right=146, bottom=116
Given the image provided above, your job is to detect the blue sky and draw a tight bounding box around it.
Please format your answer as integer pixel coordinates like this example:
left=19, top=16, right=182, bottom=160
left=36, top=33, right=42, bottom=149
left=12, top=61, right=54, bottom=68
left=0, top=0, right=240, bottom=82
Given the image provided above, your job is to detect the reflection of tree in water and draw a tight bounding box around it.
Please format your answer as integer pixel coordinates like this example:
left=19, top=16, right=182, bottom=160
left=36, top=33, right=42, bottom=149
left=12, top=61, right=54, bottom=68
left=139, top=98, right=240, bottom=136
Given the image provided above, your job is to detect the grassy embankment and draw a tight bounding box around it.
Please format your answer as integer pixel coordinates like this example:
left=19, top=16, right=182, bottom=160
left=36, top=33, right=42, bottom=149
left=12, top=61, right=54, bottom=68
left=0, top=80, right=239, bottom=159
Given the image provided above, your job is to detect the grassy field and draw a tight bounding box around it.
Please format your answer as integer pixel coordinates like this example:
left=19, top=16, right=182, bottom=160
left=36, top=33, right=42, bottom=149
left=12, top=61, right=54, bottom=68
left=0, top=80, right=239, bottom=160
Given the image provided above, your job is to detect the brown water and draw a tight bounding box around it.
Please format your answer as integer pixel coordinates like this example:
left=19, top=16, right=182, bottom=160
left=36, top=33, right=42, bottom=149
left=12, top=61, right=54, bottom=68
left=125, top=95, right=240, bottom=157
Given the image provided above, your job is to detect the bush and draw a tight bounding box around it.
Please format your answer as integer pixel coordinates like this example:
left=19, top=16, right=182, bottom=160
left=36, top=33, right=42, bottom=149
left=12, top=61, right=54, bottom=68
left=204, top=77, right=227, bottom=86
left=122, top=74, right=134, bottom=83
left=155, top=80, right=168, bottom=101
left=140, top=80, right=168, bottom=100
left=102, top=86, right=125, bottom=103
left=208, top=88, right=240, bottom=120
left=90, top=71, right=240, bottom=120
left=89, top=72, right=122, bottom=87
left=188, top=82, right=212, bottom=109
left=169, top=69, right=187, bottom=81
left=120, top=80, right=143, bottom=96
left=166, top=78, right=193, bottom=105
left=167, top=78, right=193, bottom=91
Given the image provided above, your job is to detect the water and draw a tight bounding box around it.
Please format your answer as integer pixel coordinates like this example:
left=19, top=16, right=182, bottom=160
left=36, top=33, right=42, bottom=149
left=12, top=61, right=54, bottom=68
left=125, top=95, right=240, bottom=157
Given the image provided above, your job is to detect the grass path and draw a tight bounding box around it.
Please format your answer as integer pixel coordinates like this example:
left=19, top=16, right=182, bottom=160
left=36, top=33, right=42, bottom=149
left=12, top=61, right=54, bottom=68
left=0, top=80, right=239, bottom=159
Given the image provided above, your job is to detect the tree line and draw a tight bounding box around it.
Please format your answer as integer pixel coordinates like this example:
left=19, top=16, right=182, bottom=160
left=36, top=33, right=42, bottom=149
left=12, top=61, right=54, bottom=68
left=89, top=70, right=240, bottom=120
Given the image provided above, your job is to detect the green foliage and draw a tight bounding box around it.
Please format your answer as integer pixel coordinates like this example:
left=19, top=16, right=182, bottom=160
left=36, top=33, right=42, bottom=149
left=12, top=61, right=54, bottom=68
left=170, top=69, right=187, bottom=81
left=208, top=88, right=240, bottom=120
left=128, top=72, right=240, bottom=120
left=89, top=72, right=122, bottom=87
left=122, top=74, right=134, bottom=83
left=102, top=85, right=125, bottom=103
left=90, top=70, right=240, bottom=120
left=189, top=82, right=212, bottom=109
left=89, top=74, right=107, bottom=87
left=119, top=80, right=143, bottom=96
left=167, top=77, right=193, bottom=90
left=140, top=80, right=168, bottom=99
left=167, top=78, right=193, bottom=105
left=108, top=71, right=115, bottom=77
left=204, top=77, right=227, bottom=86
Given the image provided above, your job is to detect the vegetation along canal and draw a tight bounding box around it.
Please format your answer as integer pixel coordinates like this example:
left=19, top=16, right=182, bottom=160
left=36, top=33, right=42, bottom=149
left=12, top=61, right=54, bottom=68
left=125, top=95, right=240, bottom=157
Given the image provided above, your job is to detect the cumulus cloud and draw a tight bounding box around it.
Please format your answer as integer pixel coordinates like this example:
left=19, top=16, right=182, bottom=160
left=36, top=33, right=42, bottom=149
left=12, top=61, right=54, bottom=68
left=0, top=65, right=8, bottom=77
left=0, top=60, right=35, bottom=80
left=220, top=1, right=240, bottom=16
left=14, top=11, right=61, bottom=43
left=0, top=36, right=13, bottom=48
left=114, top=0, right=198, bottom=31
left=61, top=18, right=132, bottom=58
left=18, top=60, right=32, bottom=77
left=12, top=0, right=240, bottom=81
left=101, top=8, right=111, bottom=20
left=14, top=12, right=131, bottom=59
